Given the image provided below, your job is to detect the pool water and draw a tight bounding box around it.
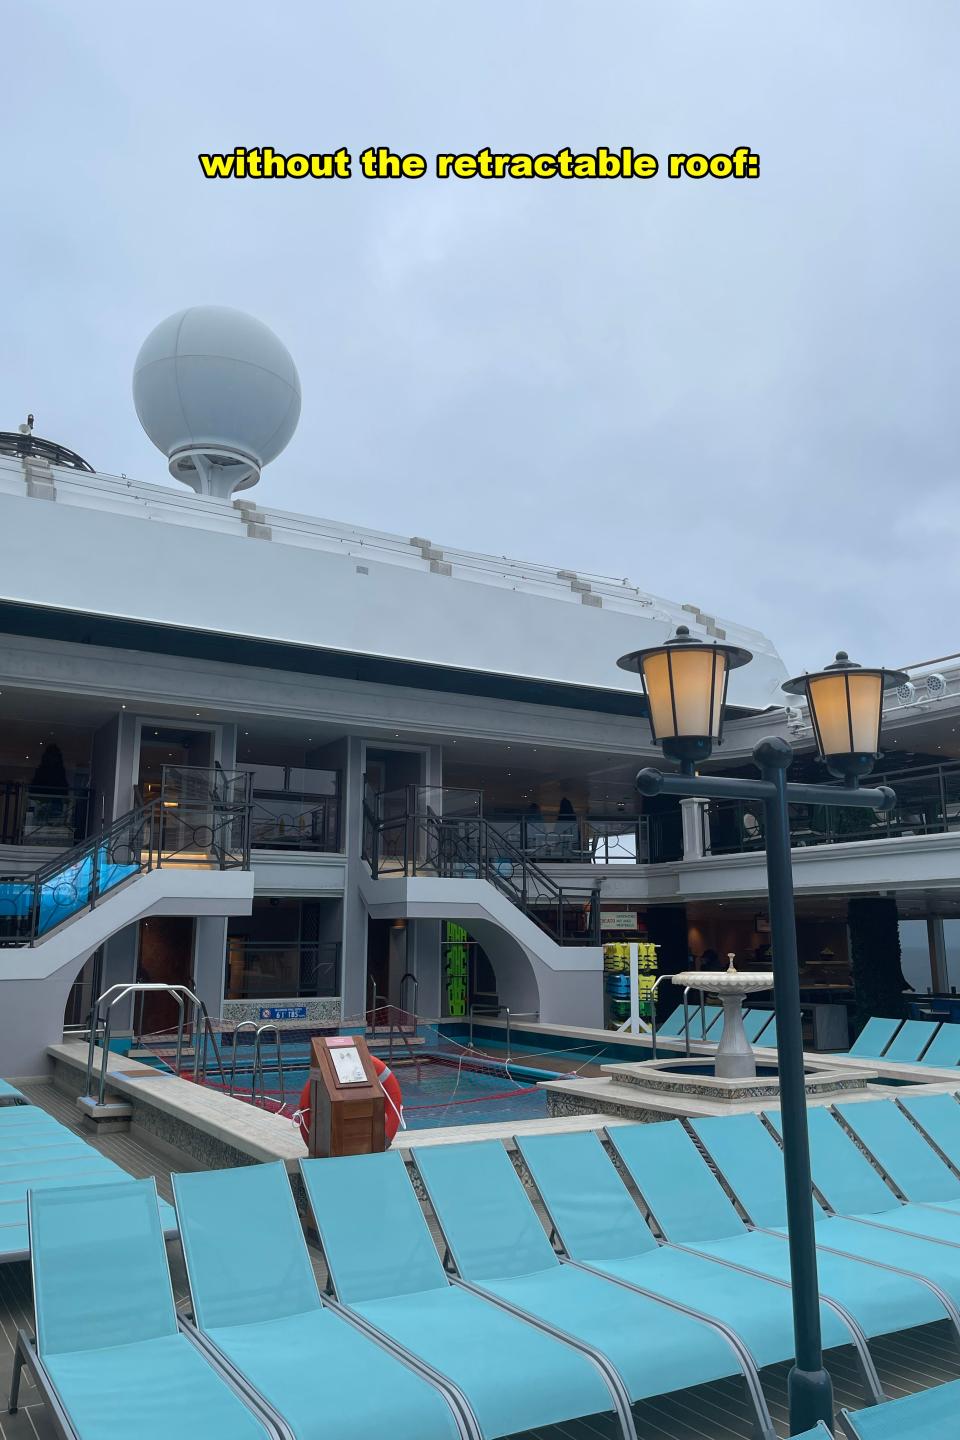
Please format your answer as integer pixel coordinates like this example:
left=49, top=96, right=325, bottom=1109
left=211, top=1057, right=550, bottom=1130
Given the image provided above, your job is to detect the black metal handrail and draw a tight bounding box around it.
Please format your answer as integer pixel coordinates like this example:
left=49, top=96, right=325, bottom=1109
left=0, top=776, right=252, bottom=947
left=249, top=790, right=341, bottom=852
left=482, top=813, right=661, bottom=864
left=366, top=801, right=600, bottom=946
left=703, top=757, right=960, bottom=856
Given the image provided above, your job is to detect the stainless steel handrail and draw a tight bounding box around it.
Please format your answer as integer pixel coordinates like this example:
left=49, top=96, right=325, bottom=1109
left=648, top=974, right=672, bottom=1060
left=229, top=1021, right=259, bottom=1096
left=467, top=1003, right=538, bottom=1061
left=85, top=982, right=203, bottom=1106
left=251, top=1024, right=286, bottom=1109
left=681, top=986, right=693, bottom=1056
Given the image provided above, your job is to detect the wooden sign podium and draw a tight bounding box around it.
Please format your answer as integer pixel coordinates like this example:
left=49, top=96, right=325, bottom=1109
left=307, top=1035, right=386, bottom=1157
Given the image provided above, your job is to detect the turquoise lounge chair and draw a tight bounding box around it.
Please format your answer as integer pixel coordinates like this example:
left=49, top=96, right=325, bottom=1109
left=655, top=1002, right=721, bottom=1040
left=760, top=1108, right=960, bottom=1311
left=606, top=1121, right=894, bottom=1400
left=701, top=1003, right=724, bottom=1037
left=847, top=1017, right=901, bottom=1061
left=654, top=1007, right=689, bottom=1038
left=834, top=1100, right=960, bottom=1216
left=172, top=1161, right=469, bottom=1440
left=916, top=1026, right=960, bottom=1068
left=514, top=1128, right=857, bottom=1382
left=782, top=1105, right=960, bottom=1247
left=880, top=1020, right=938, bottom=1064
left=743, top=1009, right=774, bottom=1044
left=689, top=1113, right=954, bottom=1349
left=840, top=1379, right=960, bottom=1437
left=300, top=1150, right=620, bottom=1439
left=11, top=1178, right=276, bottom=1440
left=0, top=1107, right=177, bottom=1264
left=0, top=1105, right=62, bottom=1128
left=0, top=1079, right=27, bottom=1105
left=899, top=1092, right=960, bottom=1158
left=413, top=1137, right=772, bottom=1435
left=758, top=1015, right=778, bottom=1048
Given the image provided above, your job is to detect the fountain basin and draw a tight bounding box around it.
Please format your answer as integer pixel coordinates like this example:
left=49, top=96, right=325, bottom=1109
left=671, top=962, right=775, bottom=1081
left=604, top=1054, right=872, bottom=1106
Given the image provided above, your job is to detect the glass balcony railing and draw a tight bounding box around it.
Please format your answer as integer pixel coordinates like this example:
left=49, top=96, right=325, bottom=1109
left=704, top=759, right=960, bottom=856
left=249, top=791, right=341, bottom=852
left=0, top=783, right=91, bottom=848
left=0, top=768, right=252, bottom=946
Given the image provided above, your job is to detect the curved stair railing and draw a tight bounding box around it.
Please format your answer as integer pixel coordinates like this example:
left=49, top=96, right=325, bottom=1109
left=363, top=797, right=600, bottom=947
left=0, top=769, right=252, bottom=948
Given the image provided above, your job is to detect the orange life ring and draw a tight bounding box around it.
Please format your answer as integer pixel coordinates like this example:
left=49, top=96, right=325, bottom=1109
left=296, top=1054, right=403, bottom=1146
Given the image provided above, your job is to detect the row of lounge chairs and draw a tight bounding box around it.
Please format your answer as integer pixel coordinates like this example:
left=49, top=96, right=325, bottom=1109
left=659, top=1005, right=960, bottom=1069
left=656, top=1001, right=778, bottom=1046
left=846, top=1015, right=960, bottom=1066
left=0, top=1101, right=178, bottom=1263
left=13, top=1094, right=960, bottom=1439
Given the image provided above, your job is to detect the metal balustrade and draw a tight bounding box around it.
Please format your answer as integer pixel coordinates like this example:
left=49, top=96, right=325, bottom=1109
left=704, top=758, right=960, bottom=856
left=0, top=768, right=252, bottom=946
left=363, top=795, right=600, bottom=946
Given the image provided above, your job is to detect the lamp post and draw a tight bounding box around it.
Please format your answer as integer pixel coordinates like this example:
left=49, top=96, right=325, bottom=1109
left=618, top=630, right=906, bottom=1435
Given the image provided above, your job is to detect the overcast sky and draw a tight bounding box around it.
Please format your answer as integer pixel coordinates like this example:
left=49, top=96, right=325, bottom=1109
left=5, top=2, right=959, bottom=674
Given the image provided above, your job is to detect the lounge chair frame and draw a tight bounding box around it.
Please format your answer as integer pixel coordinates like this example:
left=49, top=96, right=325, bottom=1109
left=700, top=1115, right=960, bottom=1346
left=179, top=1276, right=480, bottom=1440
left=513, top=1137, right=779, bottom=1440
left=171, top=1168, right=480, bottom=1440
left=11, top=1183, right=283, bottom=1440
left=303, top=1155, right=638, bottom=1440
left=609, top=1127, right=886, bottom=1407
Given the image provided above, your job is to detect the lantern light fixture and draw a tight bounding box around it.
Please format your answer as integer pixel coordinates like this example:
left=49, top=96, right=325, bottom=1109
left=617, top=624, right=752, bottom=771
left=782, top=651, right=908, bottom=783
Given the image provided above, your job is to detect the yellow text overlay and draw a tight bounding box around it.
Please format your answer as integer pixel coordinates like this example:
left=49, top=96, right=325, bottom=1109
left=197, top=146, right=760, bottom=181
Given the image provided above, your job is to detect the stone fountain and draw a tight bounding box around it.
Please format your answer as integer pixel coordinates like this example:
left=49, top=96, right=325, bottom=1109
left=671, top=955, right=774, bottom=1080
left=541, top=954, right=881, bottom=1122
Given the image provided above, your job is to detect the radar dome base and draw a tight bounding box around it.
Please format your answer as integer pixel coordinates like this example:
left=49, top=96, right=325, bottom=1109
left=169, top=446, right=260, bottom=499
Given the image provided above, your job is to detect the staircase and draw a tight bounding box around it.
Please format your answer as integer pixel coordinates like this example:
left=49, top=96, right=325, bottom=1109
left=361, top=795, right=604, bottom=1028
left=0, top=772, right=252, bottom=950
left=0, top=771, right=256, bottom=1076
left=363, top=803, right=601, bottom=946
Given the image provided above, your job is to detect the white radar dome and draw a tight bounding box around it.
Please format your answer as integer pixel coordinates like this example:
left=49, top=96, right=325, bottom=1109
left=133, top=305, right=301, bottom=498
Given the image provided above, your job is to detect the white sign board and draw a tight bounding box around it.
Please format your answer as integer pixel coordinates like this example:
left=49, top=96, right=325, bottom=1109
left=329, top=1044, right=367, bottom=1085
left=602, top=911, right=639, bottom=932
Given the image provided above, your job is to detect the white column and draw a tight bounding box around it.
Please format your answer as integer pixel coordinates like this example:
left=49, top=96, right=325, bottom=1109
left=680, top=797, right=709, bottom=860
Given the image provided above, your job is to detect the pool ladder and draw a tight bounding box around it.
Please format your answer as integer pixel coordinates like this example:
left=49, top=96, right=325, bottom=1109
left=228, top=1021, right=287, bottom=1109
left=648, top=976, right=711, bottom=1060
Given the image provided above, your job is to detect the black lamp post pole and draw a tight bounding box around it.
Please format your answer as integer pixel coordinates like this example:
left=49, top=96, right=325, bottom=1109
left=636, top=739, right=896, bottom=1436
left=756, top=739, right=832, bottom=1429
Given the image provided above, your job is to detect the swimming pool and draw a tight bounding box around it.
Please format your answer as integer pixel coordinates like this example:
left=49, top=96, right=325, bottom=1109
left=212, top=1057, right=550, bottom=1130
left=129, top=1022, right=632, bottom=1131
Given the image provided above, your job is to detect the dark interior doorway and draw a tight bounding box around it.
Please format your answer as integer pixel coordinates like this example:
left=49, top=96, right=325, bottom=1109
left=137, top=916, right=195, bottom=1033
left=138, top=727, right=213, bottom=802
left=365, top=748, right=423, bottom=816
left=366, top=916, right=412, bottom=1014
